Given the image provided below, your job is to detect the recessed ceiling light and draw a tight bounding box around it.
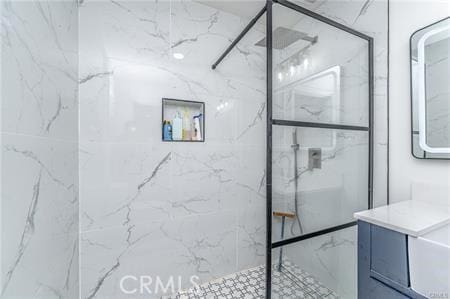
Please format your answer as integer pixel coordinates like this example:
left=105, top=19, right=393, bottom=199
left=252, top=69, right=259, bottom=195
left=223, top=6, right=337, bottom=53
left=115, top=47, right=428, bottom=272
left=173, top=52, right=184, bottom=60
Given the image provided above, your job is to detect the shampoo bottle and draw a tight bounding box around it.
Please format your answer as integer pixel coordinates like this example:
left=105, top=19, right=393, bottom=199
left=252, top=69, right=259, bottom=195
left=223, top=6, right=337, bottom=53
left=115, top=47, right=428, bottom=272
left=167, top=121, right=172, bottom=140
left=163, top=120, right=173, bottom=141
left=193, top=114, right=202, bottom=141
left=182, top=109, right=192, bottom=141
left=163, top=120, right=169, bottom=140
left=172, top=112, right=183, bottom=140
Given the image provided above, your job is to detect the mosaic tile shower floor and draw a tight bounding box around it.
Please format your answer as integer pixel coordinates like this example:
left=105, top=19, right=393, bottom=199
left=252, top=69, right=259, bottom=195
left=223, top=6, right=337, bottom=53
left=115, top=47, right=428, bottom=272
left=166, top=260, right=339, bottom=298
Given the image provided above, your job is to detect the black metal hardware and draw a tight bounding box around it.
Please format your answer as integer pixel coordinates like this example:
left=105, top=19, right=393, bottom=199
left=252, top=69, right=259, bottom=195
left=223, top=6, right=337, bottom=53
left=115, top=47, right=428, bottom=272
left=273, top=119, right=370, bottom=131
left=211, top=6, right=266, bottom=70
left=272, top=221, right=357, bottom=249
left=273, top=0, right=372, bottom=41
left=265, top=1, right=273, bottom=297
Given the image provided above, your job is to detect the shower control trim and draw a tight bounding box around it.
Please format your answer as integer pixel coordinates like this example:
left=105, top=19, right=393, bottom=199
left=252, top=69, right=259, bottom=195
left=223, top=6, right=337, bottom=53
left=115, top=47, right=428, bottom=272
left=308, top=148, right=322, bottom=170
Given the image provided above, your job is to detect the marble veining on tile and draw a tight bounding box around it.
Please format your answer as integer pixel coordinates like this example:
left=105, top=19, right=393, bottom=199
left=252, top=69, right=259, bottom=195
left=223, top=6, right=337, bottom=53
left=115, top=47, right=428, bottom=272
left=1, top=0, right=79, bottom=297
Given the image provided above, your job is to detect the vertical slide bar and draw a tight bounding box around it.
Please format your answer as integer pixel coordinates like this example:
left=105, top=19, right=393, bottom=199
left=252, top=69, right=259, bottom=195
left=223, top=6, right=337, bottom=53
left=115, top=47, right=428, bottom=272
left=265, top=0, right=273, bottom=298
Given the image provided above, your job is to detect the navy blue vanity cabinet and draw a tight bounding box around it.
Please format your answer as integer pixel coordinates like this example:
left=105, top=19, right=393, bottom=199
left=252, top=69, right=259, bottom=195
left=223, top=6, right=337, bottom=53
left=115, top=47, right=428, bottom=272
left=357, top=221, right=427, bottom=299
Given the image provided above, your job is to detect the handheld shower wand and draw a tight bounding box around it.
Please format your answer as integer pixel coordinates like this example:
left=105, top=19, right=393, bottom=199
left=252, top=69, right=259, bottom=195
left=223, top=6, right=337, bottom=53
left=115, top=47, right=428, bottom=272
left=291, top=128, right=304, bottom=236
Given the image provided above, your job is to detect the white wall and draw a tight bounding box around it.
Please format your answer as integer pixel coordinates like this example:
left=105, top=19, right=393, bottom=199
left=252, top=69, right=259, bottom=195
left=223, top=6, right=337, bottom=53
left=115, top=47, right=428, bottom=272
left=78, top=2, right=267, bottom=298
left=389, top=0, right=450, bottom=203
left=1, top=1, right=79, bottom=298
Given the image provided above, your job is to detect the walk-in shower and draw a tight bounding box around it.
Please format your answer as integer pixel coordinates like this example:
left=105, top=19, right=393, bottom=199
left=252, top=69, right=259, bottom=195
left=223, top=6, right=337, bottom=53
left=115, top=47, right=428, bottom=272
left=1, top=0, right=378, bottom=297
left=212, top=0, right=373, bottom=298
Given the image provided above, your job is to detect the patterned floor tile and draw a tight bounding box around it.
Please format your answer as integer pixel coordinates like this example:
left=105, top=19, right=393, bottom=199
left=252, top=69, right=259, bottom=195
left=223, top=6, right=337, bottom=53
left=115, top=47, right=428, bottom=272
left=165, top=260, right=339, bottom=299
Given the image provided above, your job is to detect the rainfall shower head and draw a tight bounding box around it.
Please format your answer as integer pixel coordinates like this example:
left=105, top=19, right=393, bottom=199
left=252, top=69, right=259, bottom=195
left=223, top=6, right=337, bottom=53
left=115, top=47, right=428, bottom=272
left=255, top=27, right=318, bottom=50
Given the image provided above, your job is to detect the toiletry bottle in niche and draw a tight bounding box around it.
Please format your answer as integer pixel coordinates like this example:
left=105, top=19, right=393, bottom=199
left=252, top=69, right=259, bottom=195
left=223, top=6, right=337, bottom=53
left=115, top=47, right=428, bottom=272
left=163, top=121, right=172, bottom=141
left=193, top=114, right=202, bottom=141
left=182, top=109, right=192, bottom=141
left=172, top=112, right=183, bottom=141
left=167, top=121, right=172, bottom=140
left=162, top=120, right=169, bottom=141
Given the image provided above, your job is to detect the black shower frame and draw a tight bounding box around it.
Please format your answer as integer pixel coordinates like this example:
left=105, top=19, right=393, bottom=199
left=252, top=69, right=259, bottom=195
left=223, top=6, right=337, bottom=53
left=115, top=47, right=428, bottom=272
left=212, top=0, right=374, bottom=297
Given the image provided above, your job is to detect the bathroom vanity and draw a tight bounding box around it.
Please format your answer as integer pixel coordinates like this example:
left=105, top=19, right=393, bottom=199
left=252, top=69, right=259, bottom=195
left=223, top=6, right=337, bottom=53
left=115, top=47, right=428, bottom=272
left=355, top=199, right=450, bottom=299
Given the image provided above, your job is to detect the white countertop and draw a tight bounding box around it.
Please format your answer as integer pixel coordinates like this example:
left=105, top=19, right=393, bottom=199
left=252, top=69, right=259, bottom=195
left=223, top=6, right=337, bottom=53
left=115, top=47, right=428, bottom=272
left=354, top=200, right=450, bottom=237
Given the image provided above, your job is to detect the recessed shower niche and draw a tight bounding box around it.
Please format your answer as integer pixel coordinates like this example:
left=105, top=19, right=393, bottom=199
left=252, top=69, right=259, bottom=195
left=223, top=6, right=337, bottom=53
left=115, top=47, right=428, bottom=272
left=162, top=98, right=205, bottom=142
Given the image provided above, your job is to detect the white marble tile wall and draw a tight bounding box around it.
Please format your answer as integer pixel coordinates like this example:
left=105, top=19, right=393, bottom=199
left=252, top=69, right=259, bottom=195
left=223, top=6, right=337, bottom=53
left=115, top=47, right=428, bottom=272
left=78, top=1, right=266, bottom=298
left=1, top=0, right=79, bottom=298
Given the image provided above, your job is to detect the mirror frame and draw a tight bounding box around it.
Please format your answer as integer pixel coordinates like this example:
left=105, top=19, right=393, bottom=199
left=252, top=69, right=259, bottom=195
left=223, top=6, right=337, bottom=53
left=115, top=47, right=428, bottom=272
left=410, top=17, right=450, bottom=160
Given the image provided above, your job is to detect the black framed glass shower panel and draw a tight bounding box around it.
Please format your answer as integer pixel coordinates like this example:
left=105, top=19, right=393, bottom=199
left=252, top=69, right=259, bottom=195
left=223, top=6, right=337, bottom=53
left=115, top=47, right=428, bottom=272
left=266, top=0, right=373, bottom=297
left=269, top=0, right=372, bottom=240
left=271, top=125, right=369, bottom=240
left=210, top=0, right=373, bottom=297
